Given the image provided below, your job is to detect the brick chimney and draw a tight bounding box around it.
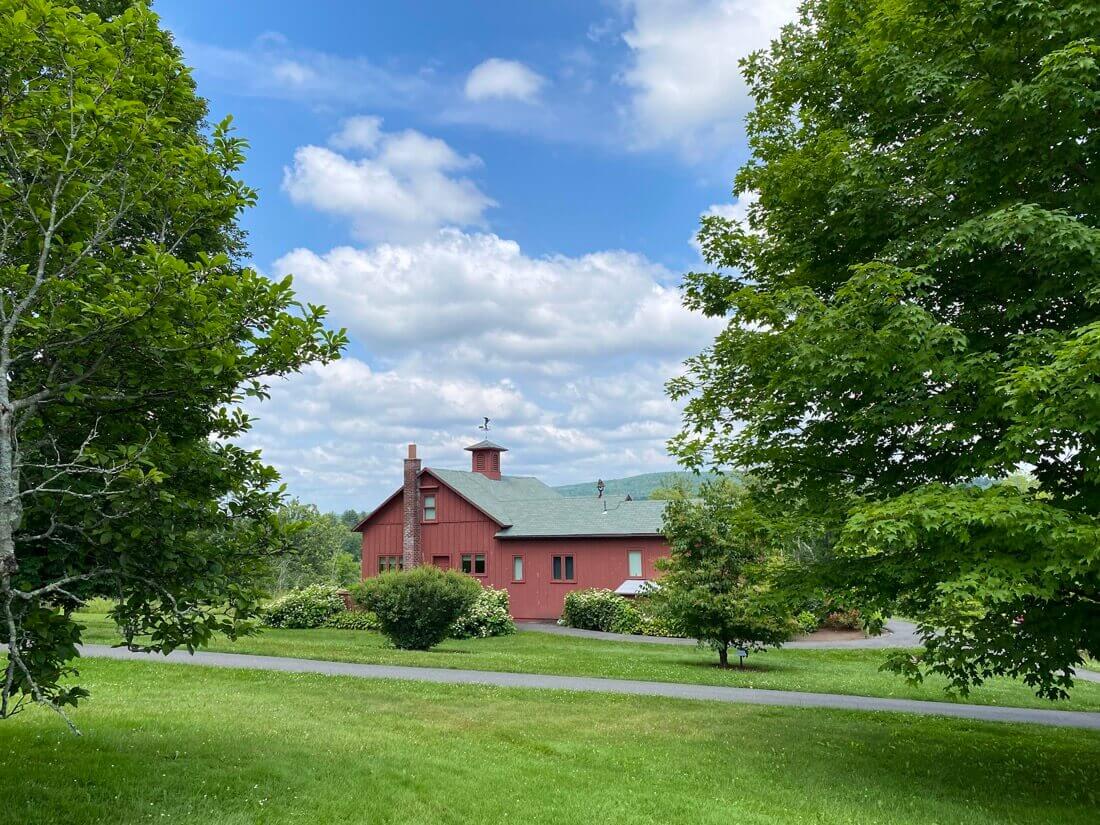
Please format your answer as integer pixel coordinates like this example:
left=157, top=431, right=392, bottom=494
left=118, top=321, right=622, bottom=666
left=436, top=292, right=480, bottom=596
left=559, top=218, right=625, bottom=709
left=402, top=444, right=422, bottom=568
left=465, top=440, right=506, bottom=480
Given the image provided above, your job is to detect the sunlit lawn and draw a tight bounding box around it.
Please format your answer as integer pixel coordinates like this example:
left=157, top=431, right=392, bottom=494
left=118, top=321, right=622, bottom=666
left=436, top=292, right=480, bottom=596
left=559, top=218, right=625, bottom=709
left=2, top=658, right=1098, bottom=825
left=76, top=606, right=1100, bottom=712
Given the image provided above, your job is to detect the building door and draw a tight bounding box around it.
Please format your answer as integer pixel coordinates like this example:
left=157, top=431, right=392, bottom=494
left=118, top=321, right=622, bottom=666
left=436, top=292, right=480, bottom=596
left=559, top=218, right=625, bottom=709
left=432, top=555, right=450, bottom=570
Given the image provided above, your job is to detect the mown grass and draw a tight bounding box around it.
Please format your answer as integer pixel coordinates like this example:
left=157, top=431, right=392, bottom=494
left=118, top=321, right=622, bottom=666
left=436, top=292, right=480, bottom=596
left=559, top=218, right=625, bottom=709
left=2, top=658, right=1097, bottom=825
left=75, top=605, right=1100, bottom=712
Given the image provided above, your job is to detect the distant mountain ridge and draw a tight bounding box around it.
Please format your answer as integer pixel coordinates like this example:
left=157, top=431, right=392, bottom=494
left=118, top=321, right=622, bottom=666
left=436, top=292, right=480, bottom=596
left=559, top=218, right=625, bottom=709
left=553, top=471, right=719, bottom=500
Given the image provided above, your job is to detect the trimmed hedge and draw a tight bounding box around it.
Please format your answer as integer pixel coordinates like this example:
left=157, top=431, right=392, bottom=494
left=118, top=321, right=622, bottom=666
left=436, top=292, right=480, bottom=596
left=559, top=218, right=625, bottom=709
left=352, top=567, right=481, bottom=650
left=263, top=585, right=346, bottom=629
left=450, top=586, right=515, bottom=639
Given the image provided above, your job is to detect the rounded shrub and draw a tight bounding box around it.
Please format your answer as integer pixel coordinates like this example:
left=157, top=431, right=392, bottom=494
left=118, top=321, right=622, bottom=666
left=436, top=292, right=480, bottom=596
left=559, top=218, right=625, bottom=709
left=352, top=567, right=481, bottom=650
left=263, top=585, right=346, bottom=629
left=821, top=608, right=863, bottom=631
left=560, top=588, right=641, bottom=634
left=450, top=586, right=515, bottom=639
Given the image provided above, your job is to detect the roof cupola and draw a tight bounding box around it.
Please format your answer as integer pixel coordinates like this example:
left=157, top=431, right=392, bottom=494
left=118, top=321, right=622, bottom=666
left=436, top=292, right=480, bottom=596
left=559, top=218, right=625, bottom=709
left=465, top=440, right=507, bottom=480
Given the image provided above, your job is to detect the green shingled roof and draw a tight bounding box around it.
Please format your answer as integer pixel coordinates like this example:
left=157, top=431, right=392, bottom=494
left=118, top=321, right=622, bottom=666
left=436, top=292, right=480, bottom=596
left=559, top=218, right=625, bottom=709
left=495, top=496, right=668, bottom=538
left=425, top=468, right=666, bottom=537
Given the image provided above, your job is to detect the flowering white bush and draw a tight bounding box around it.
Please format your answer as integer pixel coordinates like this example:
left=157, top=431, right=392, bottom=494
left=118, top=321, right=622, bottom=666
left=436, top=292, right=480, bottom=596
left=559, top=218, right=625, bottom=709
left=263, top=585, right=346, bottom=629
left=450, top=586, right=515, bottom=639
left=560, top=588, right=641, bottom=633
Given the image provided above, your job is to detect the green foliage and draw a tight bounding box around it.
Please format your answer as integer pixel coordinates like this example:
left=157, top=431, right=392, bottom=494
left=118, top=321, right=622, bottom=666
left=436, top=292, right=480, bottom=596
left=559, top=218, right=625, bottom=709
left=820, top=609, right=863, bottom=632
left=262, top=586, right=346, bottom=630
left=560, top=589, right=682, bottom=637
left=647, top=478, right=697, bottom=501
left=631, top=598, right=684, bottom=638
left=0, top=0, right=345, bottom=723
left=330, top=552, right=361, bottom=588
left=561, top=589, right=642, bottom=634
left=449, top=586, right=515, bottom=639
left=269, top=501, right=359, bottom=592
left=352, top=568, right=481, bottom=650
left=669, top=0, right=1099, bottom=695
left=654, top=482, right=803, bottom=665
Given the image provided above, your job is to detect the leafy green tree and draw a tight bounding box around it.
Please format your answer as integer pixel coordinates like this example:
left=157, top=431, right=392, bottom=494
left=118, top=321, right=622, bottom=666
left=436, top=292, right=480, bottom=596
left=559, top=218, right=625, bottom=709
left=669, top=0, right=1099, bottom=696
left=339, top=509, right=366, bottom=529
left=330, top=552, right=360, bottom=589
left=269, top=502, right=358, bottom=592
left=655, top=481, right=802, bottom=666
left=647, top=477, right=696, bottom=501
left=0, top=1, right=344, bottom=727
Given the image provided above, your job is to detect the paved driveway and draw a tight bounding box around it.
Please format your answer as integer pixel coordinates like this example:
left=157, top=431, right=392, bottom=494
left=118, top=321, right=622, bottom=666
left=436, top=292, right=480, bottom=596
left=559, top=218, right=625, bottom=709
left=518, top=618, right=923, bottom=649
left=77, top=643, right=1100, bottom=731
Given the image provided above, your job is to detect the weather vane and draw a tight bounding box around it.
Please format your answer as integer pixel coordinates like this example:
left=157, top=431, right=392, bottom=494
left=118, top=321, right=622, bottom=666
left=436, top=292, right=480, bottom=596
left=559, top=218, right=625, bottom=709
left=479, top=417, right=491, bottom=433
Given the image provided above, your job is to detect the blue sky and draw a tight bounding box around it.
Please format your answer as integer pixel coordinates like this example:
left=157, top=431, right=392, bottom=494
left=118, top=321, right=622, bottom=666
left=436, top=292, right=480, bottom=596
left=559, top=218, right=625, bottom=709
left=154, top=0, right=799, bottom=511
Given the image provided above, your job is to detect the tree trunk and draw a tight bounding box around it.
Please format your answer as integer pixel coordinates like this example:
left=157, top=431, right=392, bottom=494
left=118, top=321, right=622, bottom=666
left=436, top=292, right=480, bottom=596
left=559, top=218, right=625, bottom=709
left=718, top=642, right=729, bottom=668
left=0, top=389, right=18, bottom=579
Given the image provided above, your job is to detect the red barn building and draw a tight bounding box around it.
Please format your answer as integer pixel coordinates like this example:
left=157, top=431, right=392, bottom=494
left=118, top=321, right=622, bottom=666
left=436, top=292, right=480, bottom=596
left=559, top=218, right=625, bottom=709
left=355, top=441, right=668, bottom=620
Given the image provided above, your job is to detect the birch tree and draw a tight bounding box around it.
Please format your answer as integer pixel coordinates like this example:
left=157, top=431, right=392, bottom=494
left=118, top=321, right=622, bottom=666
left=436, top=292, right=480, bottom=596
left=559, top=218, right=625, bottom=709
left=0, top=0, right=344, bottom=728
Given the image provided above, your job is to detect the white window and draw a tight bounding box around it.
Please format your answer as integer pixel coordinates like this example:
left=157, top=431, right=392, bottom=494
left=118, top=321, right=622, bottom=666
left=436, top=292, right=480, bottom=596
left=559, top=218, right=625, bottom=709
left=628, top=550, right=643, bottom=578
left=512, top=555, right=524, bottom=581
left=423, top=494, right=436, bottom=521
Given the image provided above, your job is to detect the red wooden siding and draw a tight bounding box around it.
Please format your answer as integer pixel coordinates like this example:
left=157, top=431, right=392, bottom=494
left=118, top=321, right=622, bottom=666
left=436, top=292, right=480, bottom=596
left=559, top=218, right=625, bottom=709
left=497, top=536, right=667, bottom=620
left=359, top=466, right=669, bottom=620
left=361, top=473, right=501, bottom=579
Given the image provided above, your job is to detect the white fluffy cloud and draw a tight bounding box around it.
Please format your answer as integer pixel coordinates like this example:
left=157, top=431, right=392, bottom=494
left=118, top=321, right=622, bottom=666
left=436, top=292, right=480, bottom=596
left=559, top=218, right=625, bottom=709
left=465, top=58, right=547, bottom=102
left=282, top=119, right=495, bottom=241
left=243, top=359, right=539, bottom=506
left=245, top=354, right=698, bottom=510
left=277, top=230, right=720, bottom=370
left=621, top=0, right=800, bottom=155
left=253, top=227, right=724, bottom=509
left=255, top=122, right=728, bottom=510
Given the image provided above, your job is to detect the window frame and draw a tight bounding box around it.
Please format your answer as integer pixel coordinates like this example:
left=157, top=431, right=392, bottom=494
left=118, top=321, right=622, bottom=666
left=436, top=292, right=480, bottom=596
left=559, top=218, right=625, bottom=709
left=511, top=554, right=525, bottom=583
left=461, top=553, right=487, bottom=577
left=551, top=554, right=575, bottom=583
left=378, top=555, right=403, bottom=573
left=422, top=493, right=437, bottom=522
left=627, top=550, right=644, bottom=578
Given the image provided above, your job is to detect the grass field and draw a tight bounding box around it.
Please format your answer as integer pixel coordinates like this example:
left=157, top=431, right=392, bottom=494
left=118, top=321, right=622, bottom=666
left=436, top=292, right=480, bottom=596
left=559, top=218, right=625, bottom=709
left=2, top=658, right=1098, bottom=825
left=75, top=607, right=1100, bottom=712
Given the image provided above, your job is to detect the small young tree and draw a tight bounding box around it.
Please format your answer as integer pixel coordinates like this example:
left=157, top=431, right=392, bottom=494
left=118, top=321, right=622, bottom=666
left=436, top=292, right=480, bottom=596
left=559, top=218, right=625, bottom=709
left=655, top=481, right=802, bottom=666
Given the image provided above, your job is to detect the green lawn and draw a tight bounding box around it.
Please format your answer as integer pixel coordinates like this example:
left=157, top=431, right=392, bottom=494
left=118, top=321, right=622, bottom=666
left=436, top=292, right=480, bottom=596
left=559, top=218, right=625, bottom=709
left=76, top=608, right=1100, bottom=712
left=3, top=659, right=1098, bottom=825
